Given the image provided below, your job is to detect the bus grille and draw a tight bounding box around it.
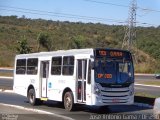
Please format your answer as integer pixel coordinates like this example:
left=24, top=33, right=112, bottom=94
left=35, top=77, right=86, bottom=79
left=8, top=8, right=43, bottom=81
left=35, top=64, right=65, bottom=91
left=100, top=87, right=131, bottom=103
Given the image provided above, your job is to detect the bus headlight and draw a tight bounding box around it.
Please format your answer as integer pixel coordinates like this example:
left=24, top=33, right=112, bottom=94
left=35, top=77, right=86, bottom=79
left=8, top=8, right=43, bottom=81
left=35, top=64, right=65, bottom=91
left=129, top=83, right=134, bottom=96
left=94, top=83, right=101, bottom=96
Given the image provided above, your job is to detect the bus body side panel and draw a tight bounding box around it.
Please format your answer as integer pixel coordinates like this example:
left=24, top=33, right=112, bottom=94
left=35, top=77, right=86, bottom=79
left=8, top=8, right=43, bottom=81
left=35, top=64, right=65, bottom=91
left=13, top=75, right=29, bottom=97
left=27, top=75, right=40, bottom=98
left=13, top=74, right=40, bottom=98
left=13, top=56, right=40, bottom=98
left=47, top=76, right=76, bottom=102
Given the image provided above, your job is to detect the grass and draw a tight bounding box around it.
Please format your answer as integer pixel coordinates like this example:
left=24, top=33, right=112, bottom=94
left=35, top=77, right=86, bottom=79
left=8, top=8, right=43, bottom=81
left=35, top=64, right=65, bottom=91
left=135, top=92, right=160, bottom=99
left=136, top=81, right=160, bottom=86
left=0, top=72, right=13, bottom=77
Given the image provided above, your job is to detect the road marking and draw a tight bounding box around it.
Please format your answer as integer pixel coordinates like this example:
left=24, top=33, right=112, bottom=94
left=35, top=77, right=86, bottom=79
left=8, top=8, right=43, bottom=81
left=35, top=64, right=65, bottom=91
left=0, top=76, right=13, bottom=79
left=0, top=103, right=74, bottom=120
left=135, top=73, right=154, bottom=76
left=135, top=83, right=160, bottom=88
left=0, top=89, right=14, bottom=93
left=0, top=68, right=13, bottom=71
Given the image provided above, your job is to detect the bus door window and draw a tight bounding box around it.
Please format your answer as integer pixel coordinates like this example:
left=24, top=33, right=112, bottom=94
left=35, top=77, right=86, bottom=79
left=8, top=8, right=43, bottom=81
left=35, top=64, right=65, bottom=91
left=77, top=60, right=82, bottom=100
left=77, top=60, right=87, bottom=102
left=87, top=60, right=91, bottom=84
left=41, top=61, right=49, bottom=98
left=42, top=62, right=47, bottom=78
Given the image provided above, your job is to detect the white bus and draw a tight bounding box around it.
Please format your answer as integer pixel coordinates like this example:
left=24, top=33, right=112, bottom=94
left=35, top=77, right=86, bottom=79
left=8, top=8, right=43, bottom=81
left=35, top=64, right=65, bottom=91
left=13, top=48, right=134, bottom=111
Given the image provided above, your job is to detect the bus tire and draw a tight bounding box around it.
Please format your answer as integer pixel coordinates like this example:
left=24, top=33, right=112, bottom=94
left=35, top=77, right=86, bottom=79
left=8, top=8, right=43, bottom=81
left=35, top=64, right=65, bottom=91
left=64, top=91, right=74, bottom=111
left=28, top=88, right=37, bottom=106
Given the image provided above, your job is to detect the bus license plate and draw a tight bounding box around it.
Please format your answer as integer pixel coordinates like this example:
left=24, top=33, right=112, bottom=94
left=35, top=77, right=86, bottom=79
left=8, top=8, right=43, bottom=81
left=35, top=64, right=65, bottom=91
left=112, top=99, right=120, bottom=103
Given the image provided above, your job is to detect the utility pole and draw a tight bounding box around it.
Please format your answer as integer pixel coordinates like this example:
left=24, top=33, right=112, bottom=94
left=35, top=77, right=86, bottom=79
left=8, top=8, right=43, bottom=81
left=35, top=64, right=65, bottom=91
left=122, top=0, right=137, bottom=52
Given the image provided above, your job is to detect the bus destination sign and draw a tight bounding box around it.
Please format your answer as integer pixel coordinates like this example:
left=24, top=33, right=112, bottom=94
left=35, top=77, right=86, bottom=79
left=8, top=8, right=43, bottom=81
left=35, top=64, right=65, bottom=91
left=95, top=49, right=124, bottom=58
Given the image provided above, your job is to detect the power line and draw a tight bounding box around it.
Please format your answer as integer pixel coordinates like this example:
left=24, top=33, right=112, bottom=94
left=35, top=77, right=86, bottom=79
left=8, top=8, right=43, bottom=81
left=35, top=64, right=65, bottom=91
left=84, top=0, right=160, bottom=13
left=83, top=0, right=159, bottom=26
left=0, top=5, right=158, bottom=26
left=84, top=0, right=129, bottom=8
left=138, top=7, right=160, bottom=13
left=0, top=5, right=126, bottom=24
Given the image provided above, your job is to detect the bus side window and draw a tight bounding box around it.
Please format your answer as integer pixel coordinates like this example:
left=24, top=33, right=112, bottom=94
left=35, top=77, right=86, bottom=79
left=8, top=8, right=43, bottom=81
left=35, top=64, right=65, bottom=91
left=51, top=57, right=62, bottom=75
left=63, top=56, right=74, bottom=75
left=16, top=59, right=26, bottom=74
left=27, top=58, right=38, bottom=75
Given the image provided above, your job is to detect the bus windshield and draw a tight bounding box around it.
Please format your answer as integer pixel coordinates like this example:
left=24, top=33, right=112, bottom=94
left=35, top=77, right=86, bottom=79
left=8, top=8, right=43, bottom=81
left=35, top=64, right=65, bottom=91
left=94, top=48, right=134, bottom=84
left=94, top=58, right=134, bottom=84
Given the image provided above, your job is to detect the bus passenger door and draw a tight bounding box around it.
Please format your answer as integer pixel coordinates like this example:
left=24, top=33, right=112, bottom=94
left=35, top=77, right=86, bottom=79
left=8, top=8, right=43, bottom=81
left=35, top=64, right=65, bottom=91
left=77, top=59, right=87, bottom=103
left=40, top=61, right=49, bottom=98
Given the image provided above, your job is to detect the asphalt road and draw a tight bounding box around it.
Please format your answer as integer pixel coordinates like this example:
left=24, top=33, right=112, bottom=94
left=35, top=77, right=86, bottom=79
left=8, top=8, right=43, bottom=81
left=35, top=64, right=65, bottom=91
left=135, top=75, right=160, bottom=97
left=135, top=75, right=160, bottom=83
left=0, top=78, right=13, bottom=90
left=0, top=92, right=155, bottom=120
left=135, top=85, right=160, bottom=97
left=0, top=104, right=62, bottom=120
left=135, top=75, right=155, bottom=80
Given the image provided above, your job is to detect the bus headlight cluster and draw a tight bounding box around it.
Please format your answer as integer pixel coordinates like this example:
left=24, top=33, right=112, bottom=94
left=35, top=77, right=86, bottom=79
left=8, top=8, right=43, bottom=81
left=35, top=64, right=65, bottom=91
left=94, top=83, right=101, bottom=96
left=129, top=83, right=134, bottom=96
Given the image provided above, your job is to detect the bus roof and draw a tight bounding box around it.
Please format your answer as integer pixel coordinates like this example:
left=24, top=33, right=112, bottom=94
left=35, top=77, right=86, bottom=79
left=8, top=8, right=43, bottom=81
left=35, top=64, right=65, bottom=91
left=15, top=48, right=94, bottom=59
left=15, top=48, right=131, bottom=59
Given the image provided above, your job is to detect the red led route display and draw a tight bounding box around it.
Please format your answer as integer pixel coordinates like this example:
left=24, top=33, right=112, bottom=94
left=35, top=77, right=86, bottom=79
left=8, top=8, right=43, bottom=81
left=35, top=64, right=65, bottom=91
left=97, top=50, right=123, bottom=57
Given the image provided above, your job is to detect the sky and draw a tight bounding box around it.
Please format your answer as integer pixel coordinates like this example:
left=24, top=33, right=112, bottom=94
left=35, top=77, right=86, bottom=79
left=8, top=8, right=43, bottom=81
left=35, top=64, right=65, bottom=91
left=0, top=0, right=160, bottom=27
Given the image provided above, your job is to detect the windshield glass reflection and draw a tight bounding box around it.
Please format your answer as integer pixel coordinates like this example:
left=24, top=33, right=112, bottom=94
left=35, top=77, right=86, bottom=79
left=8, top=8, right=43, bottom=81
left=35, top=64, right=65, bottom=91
left=94, top=58, right=134, bottom=84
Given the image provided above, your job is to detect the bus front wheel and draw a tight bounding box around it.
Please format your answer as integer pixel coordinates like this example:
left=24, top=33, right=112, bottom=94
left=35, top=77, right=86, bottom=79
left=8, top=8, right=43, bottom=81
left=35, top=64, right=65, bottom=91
left=28, top=88, right=36, bottom=105
left=64, top=91, right=74, bottom=111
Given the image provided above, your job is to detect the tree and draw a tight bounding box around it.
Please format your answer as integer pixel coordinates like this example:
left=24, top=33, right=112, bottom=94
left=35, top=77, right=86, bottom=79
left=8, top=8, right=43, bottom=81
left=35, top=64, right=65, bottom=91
left=16, top=36, right=32, bottom=54
left=72, top=35, right=85, bottom=49
left=37, top=32, right=53, bottom=51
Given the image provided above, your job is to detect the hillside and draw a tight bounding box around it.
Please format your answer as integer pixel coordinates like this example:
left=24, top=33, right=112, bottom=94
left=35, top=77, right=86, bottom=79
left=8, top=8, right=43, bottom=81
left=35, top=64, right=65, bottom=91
left=0, top=15, right=160, bottom=73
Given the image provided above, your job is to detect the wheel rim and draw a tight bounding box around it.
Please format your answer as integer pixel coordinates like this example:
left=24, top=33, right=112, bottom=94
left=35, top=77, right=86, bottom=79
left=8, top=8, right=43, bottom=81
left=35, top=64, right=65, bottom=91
left=29, top=92, right=34, bottom=103
left=65, top=94, right=72, bottom=110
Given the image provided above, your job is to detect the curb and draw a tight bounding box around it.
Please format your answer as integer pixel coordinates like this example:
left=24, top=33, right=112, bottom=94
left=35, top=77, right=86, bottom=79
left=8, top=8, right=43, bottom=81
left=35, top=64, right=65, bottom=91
left=0, top=76, right=13, bottom=79
left=135, top=83, right=160, bottom=88
left=0, top=68, right=13, bottom=70
left=134, top=102, right=153, bottom=109
left=135, top=73, right=154, bottom=76
left=0, top=89, right=14, bottom=93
